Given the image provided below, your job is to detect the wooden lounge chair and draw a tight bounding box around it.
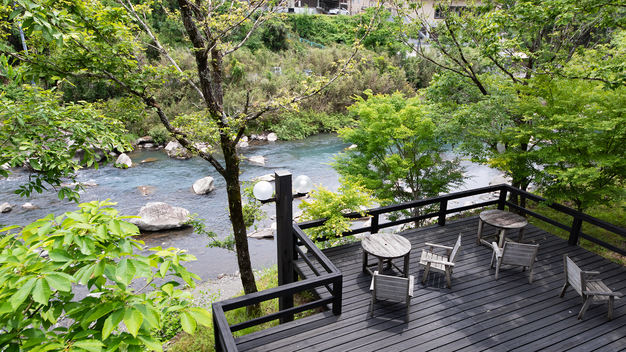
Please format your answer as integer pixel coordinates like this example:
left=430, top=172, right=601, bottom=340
left=419, top=234, right=462, bottom=288
left=370, top=271, right=414, bottom=323
left=559, top=255, right=622, bottom=320
left=490, top=241, right=539, bottom=284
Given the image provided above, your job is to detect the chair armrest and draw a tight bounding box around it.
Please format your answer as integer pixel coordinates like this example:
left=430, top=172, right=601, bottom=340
left=425, top=243, right=453, bottom=250
left=583, top=290, right=623, bottom=297
left=370, top=271, right=378, bottom=291
left=408, top=275, right=414, bottom=297
left=491, top=242, right=503, bottom=257
left=425, top=259, right=455, bottom=267
left=582, top=270, right=601, bottom=277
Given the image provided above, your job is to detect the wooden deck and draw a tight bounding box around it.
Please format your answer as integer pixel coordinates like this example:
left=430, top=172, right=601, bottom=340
left=234, top=216, right=626, bottom=351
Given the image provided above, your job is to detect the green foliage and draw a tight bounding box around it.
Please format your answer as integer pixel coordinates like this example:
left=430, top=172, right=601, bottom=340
left=261, top=19, right=290, bottom=51
left=241, top=182, right=267, bottom=228
left=334, top=90, right=465, bottom=224
left=515, top=76, right=626, bottom=211
left=0, top=200, right=211, bottom=352
left=148, top=125, right=172, bottom=145
left=0, top=82, right=130, bottom=201
left=299, top=182, right=377, bottom=241
left=526, top=201, right=626, bottom=266
left=266, top=110, right=354, bottom=140
left=167, top=265, right=322, bottom=352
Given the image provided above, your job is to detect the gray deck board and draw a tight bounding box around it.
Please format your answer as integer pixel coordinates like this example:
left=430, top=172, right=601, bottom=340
left=234, top=216, right=626, bottom=351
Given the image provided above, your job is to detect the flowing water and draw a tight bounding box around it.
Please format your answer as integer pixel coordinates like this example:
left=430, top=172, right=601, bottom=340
left=0, top=133, right=501, bottom=280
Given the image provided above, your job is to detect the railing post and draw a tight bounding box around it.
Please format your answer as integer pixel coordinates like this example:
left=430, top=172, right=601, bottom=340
left=371, top=214, right=379, bottom=234
left=275, top=170, right=294, bottom=323
left=569, top=217, right=583, bottom=246
left=213, top=306, right=223, bottom=352
left=498, top=186, right=508, bottom=210
left=332, top=275, right=343, bottom=316
left=438, top=200, right=448, bottom=226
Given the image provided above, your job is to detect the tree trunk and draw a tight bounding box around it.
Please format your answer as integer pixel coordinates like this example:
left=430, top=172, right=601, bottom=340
left=221, top=138, right=258, bottom=296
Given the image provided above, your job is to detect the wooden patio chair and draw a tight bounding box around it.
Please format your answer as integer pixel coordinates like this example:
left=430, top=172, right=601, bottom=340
left=559, top=255, right=622, bottom=320
left=370, top=271, right=414, bottom=323
left=490, top=241, right=539, bottom=284
left=419, top=234, right=462, bottom=288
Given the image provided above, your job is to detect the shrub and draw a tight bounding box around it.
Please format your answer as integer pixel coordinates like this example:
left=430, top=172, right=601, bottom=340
left=299, top=182, right=377, bottom=241
left=0, top=200, right=211, bottom=351
left=149, top=124, right=172, bottom=145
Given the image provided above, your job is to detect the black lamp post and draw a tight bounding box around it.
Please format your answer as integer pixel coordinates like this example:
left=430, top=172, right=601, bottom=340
left=253, top=170, right=312, bottom=323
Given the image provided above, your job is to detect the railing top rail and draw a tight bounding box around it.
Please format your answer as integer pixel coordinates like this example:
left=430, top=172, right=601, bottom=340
left=293, top=224, right=341, bottom=274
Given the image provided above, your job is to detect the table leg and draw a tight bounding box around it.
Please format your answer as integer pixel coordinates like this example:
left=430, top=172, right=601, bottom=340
left=378, top=258, right=384, bottom=275
left=363, top=250, right=368, bottom=274
left=476, top=218, right=484, bottom=245
left=518, top=227, right=526, bottom=243
left=499, top=228, right=507, bottom=248
left=403, top=252, right=410, bottom=278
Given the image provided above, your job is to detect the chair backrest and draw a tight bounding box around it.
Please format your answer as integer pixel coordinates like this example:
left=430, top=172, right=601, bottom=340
left=449, top=234, right=463, bottom=264
left=501, top=242, right=539, bottom=266
left=564, top=255, right=583, bottom=296
left=373, top=273, right=410, bottom=302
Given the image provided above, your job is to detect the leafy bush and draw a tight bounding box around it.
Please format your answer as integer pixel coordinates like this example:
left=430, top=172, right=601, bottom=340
left=0, top=200, right=211, bottom=352
left=268, top=110, right=354, bottom=140
left=299, top=182, right=377, bottom=241
left=149, top=125, right=172, bottom=145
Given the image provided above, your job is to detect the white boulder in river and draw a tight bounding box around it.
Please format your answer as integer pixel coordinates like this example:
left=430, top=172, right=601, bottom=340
left=248, top=155, right=265, bottom=166
left=115, top=153, right=132, bottom=168
left=130, top=202, right=190, bottom=231
left=193, top=176, right=215, bottom=195
left=0, top=202, right=12, bottom=213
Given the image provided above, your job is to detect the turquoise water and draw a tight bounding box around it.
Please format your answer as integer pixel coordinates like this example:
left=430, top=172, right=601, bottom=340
left=0, top=133, right=501, bottom=279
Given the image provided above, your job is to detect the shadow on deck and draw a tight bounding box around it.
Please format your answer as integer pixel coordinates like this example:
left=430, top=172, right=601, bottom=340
left=234, top=216, right=626, bottom=351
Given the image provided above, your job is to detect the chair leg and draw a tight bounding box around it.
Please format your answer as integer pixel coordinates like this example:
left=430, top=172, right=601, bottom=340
left=406, top=298, right=411, bottom=323
left=608, top=297, right=614, bottom=321
left=422, top=263, right=431, bottom=284
left=490, top=250, right=495, bottom=268
left=528, top=267, right=534, bottom=285
left=494, top=259, right=501, bottom=281
left=445, top=267, right=452, bottom=289
left=559, top=283, right=569, bottom=298
left=578, top=296, right=592, bottom=320
left=370, top=295, right=375, bottom=317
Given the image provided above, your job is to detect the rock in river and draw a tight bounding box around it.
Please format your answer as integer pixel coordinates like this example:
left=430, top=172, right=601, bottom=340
left=193, top=176, right=215, bottom=195
left=248, top=155, right=265, bottom=166
left=130, top=202, right=190, bottom=231
left=0, top=202, right=12, bottom=213
left=116, top=153, right=132, bottom=168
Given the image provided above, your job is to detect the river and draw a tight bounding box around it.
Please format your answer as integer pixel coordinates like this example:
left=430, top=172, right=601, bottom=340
left=0, top=133, right=502, bottom=280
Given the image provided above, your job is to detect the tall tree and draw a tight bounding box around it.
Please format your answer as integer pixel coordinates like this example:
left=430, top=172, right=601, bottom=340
left=392, top=0, right=626, bottom=207
left=334, top=90, right=465, bottom=224
left=1, top=0, right=380, bottom=295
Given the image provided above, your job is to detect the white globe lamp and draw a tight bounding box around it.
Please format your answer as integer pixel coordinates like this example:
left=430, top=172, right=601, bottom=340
left=293, top=175, right=313, bottom=195
left=253, top=181, right=274, bottom=201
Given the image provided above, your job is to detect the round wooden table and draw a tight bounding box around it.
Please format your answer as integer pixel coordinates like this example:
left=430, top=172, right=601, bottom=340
left=476, top=209, right=528, bottom=248
left=362, top=233, right=411, bottom=277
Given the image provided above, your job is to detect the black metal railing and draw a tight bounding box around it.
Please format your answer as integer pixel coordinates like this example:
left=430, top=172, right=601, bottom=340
left=299, top=184, right=626, bottom=256
left=213, top=223, right=342, bottom=352
left=212, top=184, right=626, bottom=351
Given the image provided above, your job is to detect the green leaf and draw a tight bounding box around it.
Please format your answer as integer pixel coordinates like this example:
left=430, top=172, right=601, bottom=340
left=32, top=278, right=51, bottom=305
left=137, top=335, right=163, bottom=352
left=102, top=309, right=124, bottom=340
left=115, top=258, right=136, bottom=286
left=72, top=340, right=104, bottom=352
left=159, top=261, right=170, bottom=277
left=187, top=308, right=212, bottom=327
left=123, top=307, right=143, bottom=337
left=45, top=273, right=73, bottom=292
left=47, top=249, right=73, bottom=262
left=82, top=303, right=114, bottom=329
left=11, top=277, right=36, bottom=309
left=179, top=311, right=197, bottom=334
